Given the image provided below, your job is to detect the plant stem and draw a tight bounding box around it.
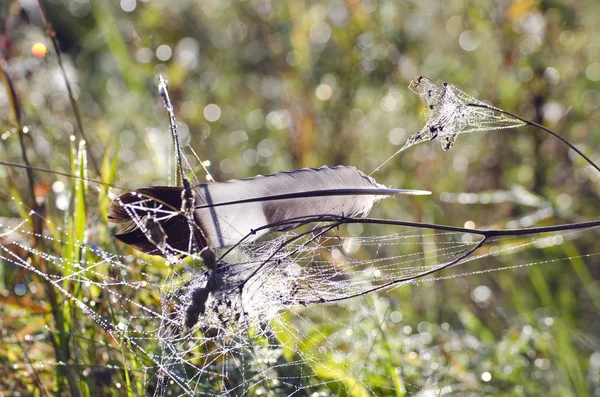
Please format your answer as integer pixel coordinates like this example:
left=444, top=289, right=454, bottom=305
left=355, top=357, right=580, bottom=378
left=467, top=103, right=600, bottom=175
left=35, top=0, right=101, bottom=177
left=0, top=160, right=124, bottom=189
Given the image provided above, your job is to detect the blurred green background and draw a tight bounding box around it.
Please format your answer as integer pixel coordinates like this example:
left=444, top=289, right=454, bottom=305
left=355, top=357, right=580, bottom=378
left=1, top=0, right=600, bottom=395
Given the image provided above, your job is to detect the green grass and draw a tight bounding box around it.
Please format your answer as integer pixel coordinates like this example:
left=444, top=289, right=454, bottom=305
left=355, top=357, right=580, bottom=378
left=1, top=0, right=600, bottom=396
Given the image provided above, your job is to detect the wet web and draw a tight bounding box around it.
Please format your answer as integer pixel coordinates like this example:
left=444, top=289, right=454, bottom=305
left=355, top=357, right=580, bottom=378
left=2, top=77, right=600, bottom=396
left=372, top=76, right=526, bottom=175
left=2, top=178, right=599, bottom=395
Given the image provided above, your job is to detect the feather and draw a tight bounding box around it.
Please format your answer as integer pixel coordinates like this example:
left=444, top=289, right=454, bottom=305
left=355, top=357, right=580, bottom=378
left=108, top=165, right=430, bottom=256
left=108, top=186, right=206, bottom=256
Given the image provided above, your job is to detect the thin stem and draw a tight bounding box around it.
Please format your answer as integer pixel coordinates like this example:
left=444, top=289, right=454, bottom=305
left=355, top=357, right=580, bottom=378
left=36, top=0, right=101, bottom=177
left=225, top=213, right=600, bottom=305
left=158, top=76, right=188, bottom=189
left=342, top=217, right=600, bottom=239
left=0, top=160, right=125, bottom=190
left=223, top=214, right=600, bottom=243
left=303, top=237, right=488, bottom=305
left=467, top=103, right=600, bottom=174
left=16, top=336, right=51, bottom=397
left=157, top=76, right=209, bottom=254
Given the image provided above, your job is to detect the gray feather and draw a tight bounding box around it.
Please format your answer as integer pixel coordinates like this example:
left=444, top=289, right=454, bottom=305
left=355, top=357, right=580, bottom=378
left=109, top=165, right=430, bottom=256
left=192, top=166, right=423, bottom=248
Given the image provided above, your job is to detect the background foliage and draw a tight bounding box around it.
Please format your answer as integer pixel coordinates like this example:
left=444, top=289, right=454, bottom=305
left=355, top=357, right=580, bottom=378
left=1, top=0, right=599, bottom=395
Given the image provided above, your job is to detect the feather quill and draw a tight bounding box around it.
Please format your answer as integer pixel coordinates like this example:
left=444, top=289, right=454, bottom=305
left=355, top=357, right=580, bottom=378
left=108, top=165, right=429, bottom=256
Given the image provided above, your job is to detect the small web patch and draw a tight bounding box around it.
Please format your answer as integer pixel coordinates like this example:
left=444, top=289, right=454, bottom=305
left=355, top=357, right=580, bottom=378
left=372, top=77, right=526, bottom=174
left=406, top=76, right=525, bottom=151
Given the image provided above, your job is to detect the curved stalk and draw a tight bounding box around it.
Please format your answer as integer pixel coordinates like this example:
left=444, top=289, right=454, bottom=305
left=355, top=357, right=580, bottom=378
left=467, top=102, right=600, bottom=174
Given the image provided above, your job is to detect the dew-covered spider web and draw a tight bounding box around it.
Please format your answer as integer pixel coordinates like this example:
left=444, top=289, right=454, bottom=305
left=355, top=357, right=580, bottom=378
left=372, top=76, right=526, bottom=174
left=3, top=194, right=599, bottom=396
left=2, top=77, right=600, bottom=396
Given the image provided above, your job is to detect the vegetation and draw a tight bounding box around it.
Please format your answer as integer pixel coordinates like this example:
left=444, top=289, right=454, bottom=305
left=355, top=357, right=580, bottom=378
left=0, top=0, right=599, bottom=396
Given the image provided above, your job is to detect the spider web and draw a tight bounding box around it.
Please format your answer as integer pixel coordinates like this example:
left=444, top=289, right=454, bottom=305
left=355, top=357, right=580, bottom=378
left=1, top=77, right=599, bottom=396
left=106, top=185, right=490, bottom=395
left=2, top=181, right=597, bottom=396
left=372, top=77, right=526, bottom=174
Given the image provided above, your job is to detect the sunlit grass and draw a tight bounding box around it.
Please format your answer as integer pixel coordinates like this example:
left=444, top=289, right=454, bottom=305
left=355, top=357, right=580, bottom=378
left=1, top=0, right=599, bottom=396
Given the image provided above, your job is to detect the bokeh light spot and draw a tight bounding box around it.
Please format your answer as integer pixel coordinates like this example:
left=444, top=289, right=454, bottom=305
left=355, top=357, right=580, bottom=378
left=388, top=127, right=406, bottom=146
left=220, top=158, right=234, bottom=174
left=156, top=45, right=172, bottom=61
left=464, top=221, right=475, bottom=229
left=390, top=311, right=403, bottom=323
left=310, top=21, right=331, bottom=44
left=446, top=15, right=462, bottom=36
left=315, top=84, right=333, bottom=100
left=266, top=110, right=291, bottom=130
left=459, top=30, right=480, bottom=51
left=242, top=148, right=260, bottom=166
left=204, top=104, right=221, bottom=122
left=518, top=67, right=533, bottom=82
left=120, top=0, right=136, bottom=12
left=380, top=95, right=397, bottom=112
left=15, top=284, right=27, bottom=296
left=542, top=102, right=563, bottom=124
left=135, top=47, right=153, bottom=63
left=586, top=63, right=600, bottom=81
left=559, top=30, right=575, bottom=46
left=180, top=101, right=198, bottom=119
left=472, top=285, right=492, bottom=303
left=544, top=67, right=560, bottom=85
left=31, top=43, right=47, bottom=58
left=286, top=51, right=301, bottom=67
